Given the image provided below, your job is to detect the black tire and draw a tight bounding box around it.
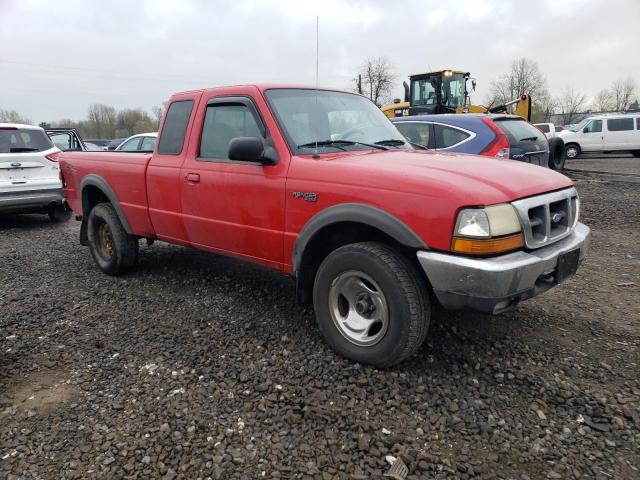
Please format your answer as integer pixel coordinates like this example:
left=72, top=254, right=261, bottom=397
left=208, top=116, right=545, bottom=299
left=87, top=203, right=138, bottom=275
left=564, top=143, right=580, bottom=160
left=313, top=242, right=430, bottom=367
left=48, top=203, right=72, bottom=222
left=548, top=137, right=565, bottom=170
left=632, top=150, right=640, bottom=158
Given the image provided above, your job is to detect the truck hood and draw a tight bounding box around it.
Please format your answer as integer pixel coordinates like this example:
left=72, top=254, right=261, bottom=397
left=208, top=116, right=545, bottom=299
left=316, top=149, right=573, bottom=206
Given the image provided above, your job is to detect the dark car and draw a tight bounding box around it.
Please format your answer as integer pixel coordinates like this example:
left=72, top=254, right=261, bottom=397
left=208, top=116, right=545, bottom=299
left=392, top=114, right=562, bottom=169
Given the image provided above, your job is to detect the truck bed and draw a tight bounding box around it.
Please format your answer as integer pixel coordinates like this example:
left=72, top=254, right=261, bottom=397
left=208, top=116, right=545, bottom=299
left=60, top=152, right=156, bottom=237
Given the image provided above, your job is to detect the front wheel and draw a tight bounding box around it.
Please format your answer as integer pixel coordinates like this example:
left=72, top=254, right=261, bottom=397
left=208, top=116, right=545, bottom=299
left=565, top=143, right=580, bottom=159
left=313, top=242, right=430, bottom=367
left=87, top=203, right=138, bottom=275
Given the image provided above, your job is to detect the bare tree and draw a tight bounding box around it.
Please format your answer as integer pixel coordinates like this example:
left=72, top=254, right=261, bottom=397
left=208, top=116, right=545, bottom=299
left=488, top=58, right=549, bottom=108
left=151, top=105, right=164, bottom=129
left=0, top=109, right=32, bottom=124
left=555, top=87, right=588, bottom=125
left=87, top=104, right=116, bottom=138
left=358, top=57, right=395, bottom=106
left=609, top=77, right=636, bottom=111
left=592, top=89, right=613, bottom=112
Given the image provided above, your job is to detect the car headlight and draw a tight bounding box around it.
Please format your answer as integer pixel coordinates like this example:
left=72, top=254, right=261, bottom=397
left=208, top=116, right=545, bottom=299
left=452, top=203, right=524, bottom=255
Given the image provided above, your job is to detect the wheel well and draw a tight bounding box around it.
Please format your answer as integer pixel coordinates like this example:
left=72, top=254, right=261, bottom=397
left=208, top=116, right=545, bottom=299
left=80, top=185, right=110, bottom=245
left=295, top=221, right=419, bottom=305
left=565, top=142, right=580, bottom=151
left=82, top=185, right=110, bottom=216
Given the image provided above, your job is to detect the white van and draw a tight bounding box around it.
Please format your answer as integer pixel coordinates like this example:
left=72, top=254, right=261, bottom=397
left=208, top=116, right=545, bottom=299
left=558, top=114, right=640, bottom=159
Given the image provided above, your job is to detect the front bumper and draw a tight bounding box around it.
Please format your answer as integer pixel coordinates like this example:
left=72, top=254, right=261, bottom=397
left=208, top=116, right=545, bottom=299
left=417, top=222, right=591, bottom=314
left=0, top=188, right=64, bottom=213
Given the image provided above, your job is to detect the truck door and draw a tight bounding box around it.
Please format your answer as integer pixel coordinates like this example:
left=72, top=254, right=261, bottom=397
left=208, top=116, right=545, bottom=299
left=579, top=119, right=603, bottom=152
left=179, top=93, right=287, bottom=270
left=146, top=94, right=199, bottom=244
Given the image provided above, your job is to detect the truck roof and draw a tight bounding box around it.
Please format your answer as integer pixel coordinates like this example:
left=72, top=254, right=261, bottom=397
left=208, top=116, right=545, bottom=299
left=171, top=84, right=356, bottom=97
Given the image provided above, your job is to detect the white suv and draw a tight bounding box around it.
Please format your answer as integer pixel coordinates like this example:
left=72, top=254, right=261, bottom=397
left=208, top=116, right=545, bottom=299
left=0, top=123, right=71, bottom=221
left=558, top=114, right=640, bottom=159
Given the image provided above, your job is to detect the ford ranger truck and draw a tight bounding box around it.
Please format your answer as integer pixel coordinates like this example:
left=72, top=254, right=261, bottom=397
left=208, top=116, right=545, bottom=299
left=59, top=85, right=591, bottom=367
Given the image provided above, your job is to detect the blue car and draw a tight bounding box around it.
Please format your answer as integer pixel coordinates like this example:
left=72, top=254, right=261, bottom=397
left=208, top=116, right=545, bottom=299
left=392, top=114, right=558, bottom=169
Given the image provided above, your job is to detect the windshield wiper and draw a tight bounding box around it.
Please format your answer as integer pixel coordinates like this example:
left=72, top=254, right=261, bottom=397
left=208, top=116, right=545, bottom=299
left=519, top=136, right=539, bottom=142
left=375, top=139, right=407, bottom=147
left=297, top=140, right=388, bottom=151
left=9, top=147, right=39, bottom=152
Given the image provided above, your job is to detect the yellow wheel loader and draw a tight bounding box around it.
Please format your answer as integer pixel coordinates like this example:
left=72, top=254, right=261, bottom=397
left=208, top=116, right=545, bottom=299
left=380, top=70, right=531, bottom=121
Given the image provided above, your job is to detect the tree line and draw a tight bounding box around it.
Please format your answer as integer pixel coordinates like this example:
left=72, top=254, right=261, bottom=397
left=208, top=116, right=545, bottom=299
left=355, top=56, right=638, bottom=124
left=0, top=104, right=162, bottom=140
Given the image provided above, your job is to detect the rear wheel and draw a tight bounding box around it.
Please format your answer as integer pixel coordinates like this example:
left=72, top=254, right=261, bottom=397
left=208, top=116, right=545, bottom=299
left=87, top=203, right=138, bottom=275
left=313, top=242, right=430, bottom=367
left=565, top=143, right=580, bottom=159
left=48, top=203, right=72, bottom=222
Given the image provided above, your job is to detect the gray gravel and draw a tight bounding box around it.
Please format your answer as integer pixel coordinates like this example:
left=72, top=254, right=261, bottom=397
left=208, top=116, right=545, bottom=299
left=1, top=178, right=639, bottom=479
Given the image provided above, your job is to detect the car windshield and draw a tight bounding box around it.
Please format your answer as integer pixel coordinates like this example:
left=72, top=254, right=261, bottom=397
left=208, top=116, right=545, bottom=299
left=0, top=128, right=54, bottom=153
left=264, top=89, right=409, bottom=154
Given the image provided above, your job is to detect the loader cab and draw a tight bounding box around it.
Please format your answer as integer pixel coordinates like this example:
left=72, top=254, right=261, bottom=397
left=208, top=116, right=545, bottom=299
left=408, top=70, right=470, bottom=116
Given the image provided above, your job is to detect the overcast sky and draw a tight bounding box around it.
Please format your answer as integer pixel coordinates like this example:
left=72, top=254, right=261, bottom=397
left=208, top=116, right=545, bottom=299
left=1, top=0, right=638, bottom=123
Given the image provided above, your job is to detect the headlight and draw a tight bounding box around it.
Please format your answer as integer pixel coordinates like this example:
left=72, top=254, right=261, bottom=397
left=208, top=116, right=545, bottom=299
left=452, top=203, right=523, bottom=255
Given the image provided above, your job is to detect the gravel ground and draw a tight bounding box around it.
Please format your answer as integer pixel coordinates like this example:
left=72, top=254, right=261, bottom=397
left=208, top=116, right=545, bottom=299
left=566, top=153, right=639, bottom=176
left=1, top=178, right=639, bottom=480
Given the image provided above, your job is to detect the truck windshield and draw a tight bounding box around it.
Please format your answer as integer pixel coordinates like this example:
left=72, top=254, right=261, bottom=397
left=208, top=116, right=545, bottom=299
left=264, top=89, right=409, bottom=154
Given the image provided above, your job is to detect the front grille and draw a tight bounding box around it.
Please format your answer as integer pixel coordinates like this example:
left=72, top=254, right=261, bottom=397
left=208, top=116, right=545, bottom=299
left=511, top=187, right=579, bottom=249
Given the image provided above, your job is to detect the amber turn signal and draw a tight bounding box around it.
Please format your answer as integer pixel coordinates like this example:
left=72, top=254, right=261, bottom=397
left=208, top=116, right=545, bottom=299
left=451, top=233, right=524, bottom=255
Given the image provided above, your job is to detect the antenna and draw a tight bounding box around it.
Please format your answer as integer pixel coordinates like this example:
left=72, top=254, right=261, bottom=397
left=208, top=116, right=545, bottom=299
left=314, top=16, right=319, bottom=158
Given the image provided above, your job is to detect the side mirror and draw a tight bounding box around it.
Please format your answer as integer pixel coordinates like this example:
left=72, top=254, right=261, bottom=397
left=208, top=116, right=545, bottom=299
left=582, top=127, right=588, bottom=133
left=228, top=137, right=265, bottom=163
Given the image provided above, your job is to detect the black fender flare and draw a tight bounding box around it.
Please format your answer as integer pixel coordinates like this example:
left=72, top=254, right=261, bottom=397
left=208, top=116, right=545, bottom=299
left=292, top=203, right=427, bottom=274
left=80, top=174, right=132, bottom=234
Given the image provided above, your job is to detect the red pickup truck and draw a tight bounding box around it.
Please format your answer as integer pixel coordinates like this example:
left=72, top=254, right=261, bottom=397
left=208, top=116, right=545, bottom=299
left=59, top=85, right=591, bottom=367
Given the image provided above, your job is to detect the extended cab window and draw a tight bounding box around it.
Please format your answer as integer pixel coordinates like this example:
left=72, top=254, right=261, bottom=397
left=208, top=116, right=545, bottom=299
left=607, top=118, right=634, bottom=131
left=157, top=100, right=194, bottom=155
left=199, top=104, right=262, bottom=159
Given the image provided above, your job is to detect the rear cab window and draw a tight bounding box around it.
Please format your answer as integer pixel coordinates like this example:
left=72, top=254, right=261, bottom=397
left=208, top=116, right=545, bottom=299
left=0, top=127, right=54, bottom=154
left=157, top=100, right=195, bottom=155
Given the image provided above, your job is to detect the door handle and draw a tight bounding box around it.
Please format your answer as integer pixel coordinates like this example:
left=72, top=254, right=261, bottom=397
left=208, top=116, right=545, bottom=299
left=185, top=173, right=200, bottom=183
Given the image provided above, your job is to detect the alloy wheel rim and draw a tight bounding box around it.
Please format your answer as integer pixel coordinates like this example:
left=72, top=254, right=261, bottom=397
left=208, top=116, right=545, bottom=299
left=328, top=270, right=389, bottom=346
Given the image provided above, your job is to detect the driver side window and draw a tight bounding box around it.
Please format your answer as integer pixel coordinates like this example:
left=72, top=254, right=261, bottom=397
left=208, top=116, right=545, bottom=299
left=584, top=120, right=602, bottom=133
left=199, top=104, right=262, bottom=159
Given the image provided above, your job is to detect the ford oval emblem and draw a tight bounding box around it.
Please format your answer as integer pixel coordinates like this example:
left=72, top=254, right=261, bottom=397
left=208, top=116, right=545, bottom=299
left=10, top=162, right=22, bottom=167
left=552, top=212, right=565, bottom=223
